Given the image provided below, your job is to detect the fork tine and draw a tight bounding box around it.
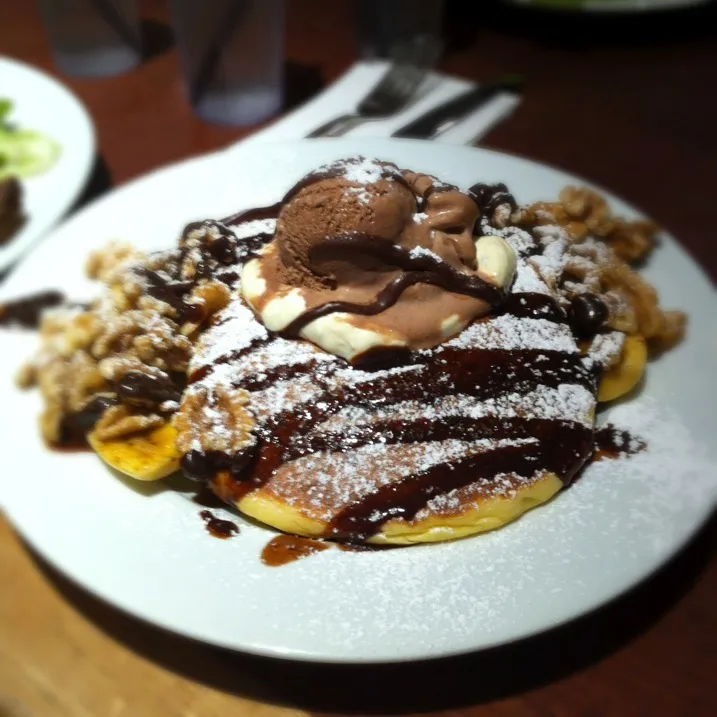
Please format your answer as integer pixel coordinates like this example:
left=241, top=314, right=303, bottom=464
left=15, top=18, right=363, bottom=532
left=358, top=63, right=429, bottom=115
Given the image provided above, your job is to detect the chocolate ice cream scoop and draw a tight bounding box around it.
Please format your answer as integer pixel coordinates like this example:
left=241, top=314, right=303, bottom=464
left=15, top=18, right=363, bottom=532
left=241, top=158, right=516, bottom=363
left=275, top=170, right=416, bottom=291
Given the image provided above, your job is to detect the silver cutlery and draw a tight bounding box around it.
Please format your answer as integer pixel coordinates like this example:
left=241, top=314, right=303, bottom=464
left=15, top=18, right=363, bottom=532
left=391, top=74, right=523, bottom=140
left=306, top=36, right=441, bottom=138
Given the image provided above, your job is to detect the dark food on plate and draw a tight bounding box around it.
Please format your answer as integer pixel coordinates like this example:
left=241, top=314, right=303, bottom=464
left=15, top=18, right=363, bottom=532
left=0, top=177, right=25, bottom=245
left=15, top=158, right=685, bottom=545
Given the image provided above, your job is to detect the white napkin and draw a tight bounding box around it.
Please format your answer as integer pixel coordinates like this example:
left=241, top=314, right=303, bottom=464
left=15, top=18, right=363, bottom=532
left=233, top=61, right=520, bottom=149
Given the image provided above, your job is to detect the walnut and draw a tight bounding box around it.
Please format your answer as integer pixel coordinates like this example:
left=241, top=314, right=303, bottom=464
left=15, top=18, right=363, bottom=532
left=519, top=187, right=658, bottom=263
left=648, top=310, right=687, bottom=354
left=180, top=281, right=232, bottom=336
left=603, top=219, right=657, bottom=263
left=91, top=312, right=141, bottom=358
left=86, top=241, right=146, bottom=283
left=174, top=384, right=254, bottom=455
left=92, top=404, right=164, bottom=441
left=65, top=351, right=107, bottom=413
left=512, top=187, right=682, bottom=355
left=15, top=362, right=36, bottom=389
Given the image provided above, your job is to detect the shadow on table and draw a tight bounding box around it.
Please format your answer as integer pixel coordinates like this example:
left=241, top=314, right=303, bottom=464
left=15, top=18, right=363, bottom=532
left=24, top=509, right=716, bottom=714
left=283, top=61, right=325, bottom=114
left=444, top=0, right=717, bottom=53
left=71, top=155, right=114, bottom=213
left=140, top=19, right=175, bottom=62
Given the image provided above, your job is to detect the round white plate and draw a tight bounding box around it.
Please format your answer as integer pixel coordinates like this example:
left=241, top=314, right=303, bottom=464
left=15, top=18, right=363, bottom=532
left=0, top=139, right=715, bottom=663
left=0, top=56, right=95, bottom=273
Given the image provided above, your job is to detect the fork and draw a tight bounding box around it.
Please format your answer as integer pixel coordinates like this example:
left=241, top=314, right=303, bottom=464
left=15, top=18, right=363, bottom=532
left=306, top=36, right=441, bottom=138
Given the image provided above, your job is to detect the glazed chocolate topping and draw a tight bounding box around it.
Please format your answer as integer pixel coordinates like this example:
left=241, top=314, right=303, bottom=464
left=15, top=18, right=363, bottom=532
left=569, top=293, right=609, bottom=339
left=468, top=182, right=518, bottom=217
left=115, top=370, right=182, bottom=406
left=284, top=235, right=504, bottom=336
left=277, top=170, right=505, bottom=337
left=35, top=159, right=612, bottom=544
left=185, top=283, right=598, bottom=542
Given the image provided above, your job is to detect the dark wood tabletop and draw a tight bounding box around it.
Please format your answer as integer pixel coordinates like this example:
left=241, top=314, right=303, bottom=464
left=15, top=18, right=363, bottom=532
left=0, top=1, right=715, bottom=715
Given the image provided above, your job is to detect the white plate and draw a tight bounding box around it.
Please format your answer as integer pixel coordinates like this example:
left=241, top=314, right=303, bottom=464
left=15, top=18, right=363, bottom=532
left=1, top=139, right=715, bottom=663
left=0, top=56, right=95, bottom=273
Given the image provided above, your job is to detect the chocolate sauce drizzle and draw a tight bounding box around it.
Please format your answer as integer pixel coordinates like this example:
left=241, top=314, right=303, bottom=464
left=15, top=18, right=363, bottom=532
left=593, top=424, right=646, bottom=461
left=199, top=510, right=239, bottom=539
left=468, top=182, right=518, bottom=217
left=56, top=395, right=118, bottom=449
left=330, top=423, right=591, bottom=541
left=0, top=290, right=66, bottom=329
left=33, top=160, right=611, bottom=543
left=284, top=232, right=504, bottom=336
left=261, top=535, right=330, bottom=566
left=187, top=286, right=598, bottom=541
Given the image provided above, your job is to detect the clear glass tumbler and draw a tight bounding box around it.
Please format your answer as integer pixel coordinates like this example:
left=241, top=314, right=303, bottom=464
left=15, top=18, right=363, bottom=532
left=169, top=0, right=286, bottom=126
left=36, top=0, right=141, bottom=77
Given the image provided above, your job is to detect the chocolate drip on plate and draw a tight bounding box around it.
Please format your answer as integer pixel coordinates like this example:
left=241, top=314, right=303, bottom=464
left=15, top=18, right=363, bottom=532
left=593, top=424, right=646, bottom=461
left=261, top=535, right=330, bottom=566
left=199, top=510, right=239, bottom=538
left=0, top=290, right=66, bottom=329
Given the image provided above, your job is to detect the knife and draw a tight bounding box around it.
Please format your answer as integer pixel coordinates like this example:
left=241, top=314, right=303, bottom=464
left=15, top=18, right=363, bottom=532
left=391, top=74, right=523, bottom=139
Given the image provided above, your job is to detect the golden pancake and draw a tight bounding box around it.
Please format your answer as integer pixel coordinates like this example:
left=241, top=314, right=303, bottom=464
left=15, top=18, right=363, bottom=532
left=180, top=289, right=598, bottom=545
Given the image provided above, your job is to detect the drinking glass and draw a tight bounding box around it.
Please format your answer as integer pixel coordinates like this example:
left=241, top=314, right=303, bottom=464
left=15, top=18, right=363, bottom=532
left=169, top=0, right=286, bottom=126
left=355, top=0, right=445, bottom=59
left=36, top=0, right=141, bottom=77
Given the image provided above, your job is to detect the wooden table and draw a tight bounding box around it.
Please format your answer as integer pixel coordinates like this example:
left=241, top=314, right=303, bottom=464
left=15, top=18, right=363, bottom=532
left=1, top=1, right=715, bottom=715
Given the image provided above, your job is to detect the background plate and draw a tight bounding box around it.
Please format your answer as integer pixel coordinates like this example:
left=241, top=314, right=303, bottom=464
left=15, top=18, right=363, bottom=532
left=0, top=56, right=95, bottom=273
left=0, top=139, right=715, bottom=663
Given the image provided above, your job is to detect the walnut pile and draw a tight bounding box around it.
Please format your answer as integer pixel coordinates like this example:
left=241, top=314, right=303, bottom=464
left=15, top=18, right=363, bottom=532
left=18, top=220, right=240, bottom=445
left=478, top=184, right=686, bottom=354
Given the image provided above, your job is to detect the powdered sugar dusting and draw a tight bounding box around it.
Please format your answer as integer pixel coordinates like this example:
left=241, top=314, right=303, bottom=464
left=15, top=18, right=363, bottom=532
left=588, top=331, right=625, bottom=369
left=190, top=300, right=268, bottom=372
left=266, top=437, right=539, bottom=522
left=478, top=218, right=536, bottom=257
left=339, top=158, right=385, bottom=186
left=232, top=218, right=276, bottom=239
left=268, top=400, right=714, bottom=655
left=512, top=261, right=550, bottom=295
left=441, top=314, right=578, bottom=353
left=409, top=245, right=443, bottom=261
left=322, top=384, right=595, bottom=432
